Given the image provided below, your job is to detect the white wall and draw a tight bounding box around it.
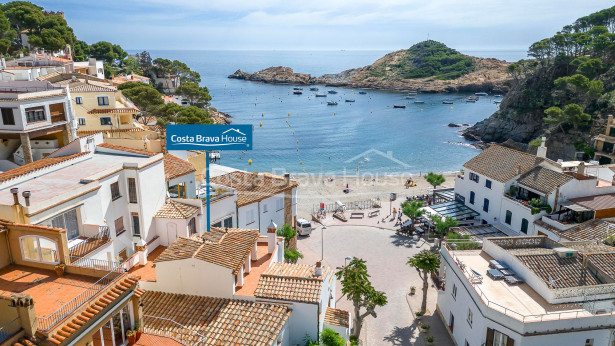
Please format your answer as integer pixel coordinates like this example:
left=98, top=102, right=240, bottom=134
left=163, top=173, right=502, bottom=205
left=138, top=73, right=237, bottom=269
left=168, top=172, right=197, bottom=199
left=455, top=170, right=507, bottom=223
left=238, top=192, right=288, bottom=235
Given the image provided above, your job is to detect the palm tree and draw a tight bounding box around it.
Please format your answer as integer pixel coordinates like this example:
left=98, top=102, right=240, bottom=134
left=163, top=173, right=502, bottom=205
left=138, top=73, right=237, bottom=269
left=401, top=201, right=425, bottom=230
left=407, top=250, right=441, bottom=313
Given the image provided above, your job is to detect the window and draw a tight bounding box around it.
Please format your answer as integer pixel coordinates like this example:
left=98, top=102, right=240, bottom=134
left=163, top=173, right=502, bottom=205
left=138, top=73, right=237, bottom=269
left=467, top=308, right=473, bottom=327
left=128, top=178, right=137, bottom=203
left=448, top=312, right=454, bottom=332
left=489, top=329, right=512, bottom=346
left=276, top=197, right=284, bottom=211
left=505, top=210, right=512, bottom=225
left=469, top=191, right=475, bottom=205
left=483, top=198, right=489, bottom=212
left=132, top=213, right=141, bottom=236
left=77, top=117, right=86, bottom=126
left=50, top=209, right=79, bottom=240
left=1, top=108, right=15, bottom=125
left=452, top=283, right=457, bottom=299
left=485, top=179, right=492, bottom=189
left=585, top=339, right=594, bottom=346
left=263, top=203, right=268, bottom=213
left=246, top=210, right=255, bottom=224
left=97, top=96, right=109, bottom=106
left=20, top=236, right=58, bottom=263
left=25, top=106, right=45, bottom=123
left=223, top=216, right=233, bottom=228
left=469, top=172, right=479, bottom=183
left=110, top=182, right=121, bottom=200
left=75, top=96, right=83, bottom=104
left=188, top=217, right=197, bottom=235
left=114, top=217, right=125, bottom=235
left=100, top=117, right=112, bottom=125
left=521, top=218, right=529, bottom=234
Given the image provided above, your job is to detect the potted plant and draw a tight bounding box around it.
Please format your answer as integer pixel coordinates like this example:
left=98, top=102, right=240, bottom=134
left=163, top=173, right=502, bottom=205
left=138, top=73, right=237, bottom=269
left=126, top=330, right=136, bottom=345
left=410, top=286, right=416, bottom=295
left=54, top=263, right=66, bottom=276
left=134, top=319, right=142, bottom=341
left=426, top=335, right=435, bottom=344
left=415, top=311, right=424, bottom=320
left=420, top=324, right=430, bottom=333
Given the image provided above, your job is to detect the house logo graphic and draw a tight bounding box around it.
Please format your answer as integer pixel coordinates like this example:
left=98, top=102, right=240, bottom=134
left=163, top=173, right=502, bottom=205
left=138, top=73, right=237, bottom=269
left=166, top=124, right=253, bottom=151
left=344, top=148, right=411, bottom=169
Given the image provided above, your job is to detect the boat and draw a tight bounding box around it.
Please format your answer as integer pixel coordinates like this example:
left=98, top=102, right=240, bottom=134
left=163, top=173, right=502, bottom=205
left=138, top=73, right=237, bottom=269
left=345, top=99, right=355, bottom=102
left=475, top=92, right=488, bottom=96
left=405, top=96, right=415, bottom=99
left=393, top=104, right=406, bottom=108
left=407, top=92, right=417, bottom=96
left=327, top=101, right=338, bottom=105
left=466, top=98, right=477, bottom=103
left=310, top=87, right=319, bottom=91
left=494, top=94, right=503, bottom=98
left=293, top=90, right=303, bottom=95
left=358, top=91, right=367, bottom=95
left=414, top=100, right=425, bottom=104
left=328, top=90, right=338, bottom=94
left=315, top=93, right=327, bottom=97
left=493, top=100, right=502, bottom=104
left=442, top=100, right=454, bottom=104
left=293, top=87, right=303, bottom=90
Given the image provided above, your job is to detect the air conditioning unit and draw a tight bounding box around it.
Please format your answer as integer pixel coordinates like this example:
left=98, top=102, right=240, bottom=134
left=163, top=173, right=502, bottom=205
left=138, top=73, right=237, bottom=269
left=553, top=247, right=578, bottom=258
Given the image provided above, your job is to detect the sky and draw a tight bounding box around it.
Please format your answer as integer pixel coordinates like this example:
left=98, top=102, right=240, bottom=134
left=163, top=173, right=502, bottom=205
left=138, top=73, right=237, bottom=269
left=30, top=0, right=615, bottom=51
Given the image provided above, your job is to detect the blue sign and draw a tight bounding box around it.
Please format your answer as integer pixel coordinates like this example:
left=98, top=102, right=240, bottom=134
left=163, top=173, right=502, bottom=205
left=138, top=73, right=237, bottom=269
left=166, top=124, right=253, bottom=150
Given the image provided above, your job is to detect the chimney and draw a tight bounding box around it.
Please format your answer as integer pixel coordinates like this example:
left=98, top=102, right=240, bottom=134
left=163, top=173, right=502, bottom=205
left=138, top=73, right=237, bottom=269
left=267, top=220, right=277, bottom=254
left=10, top=188, right=19, bottom=205
left=315, top=261, right=322, bottom=277
left=536, top=136, right=547, bottom=158
left=22, top=191, right=30, bottom=207
left=89, top=57, right=96, bottom=66
left=578, top=162, right=586, bottom=176
left=284, top=173, right=290, bottom=186
left=607, top=115, right=614, bottom=135
left=251, top=172, right=259, bottom=188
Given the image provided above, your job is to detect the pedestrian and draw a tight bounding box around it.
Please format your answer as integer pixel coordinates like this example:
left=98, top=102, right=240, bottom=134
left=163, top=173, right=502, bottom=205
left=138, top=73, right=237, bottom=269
left=393, top=208, right=397, bottom=220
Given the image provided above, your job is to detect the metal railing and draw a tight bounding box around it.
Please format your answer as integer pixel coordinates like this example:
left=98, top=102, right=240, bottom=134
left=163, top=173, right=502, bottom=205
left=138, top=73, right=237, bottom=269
left=143, top=315, right=207, bottom=345
left=68, top=226, right=110, bottom=259
left=313, top=199, right=381, bottom=214
left=66, top=255, right=122, bottom=272
left=36, top=270, right=122, bottom=331
left=0, top=318, right=20, bottom=343
left=443, top=242, right=615, bottom=323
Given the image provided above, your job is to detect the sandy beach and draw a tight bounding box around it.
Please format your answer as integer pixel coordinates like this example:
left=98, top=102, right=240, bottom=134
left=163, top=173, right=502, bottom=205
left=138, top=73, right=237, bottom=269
left=295, top=172, right=458, bottom=218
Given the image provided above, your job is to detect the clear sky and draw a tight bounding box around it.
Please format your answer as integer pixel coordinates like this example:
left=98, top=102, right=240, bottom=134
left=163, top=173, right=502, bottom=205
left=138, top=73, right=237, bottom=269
left=32, top=0, right=615, bottom=51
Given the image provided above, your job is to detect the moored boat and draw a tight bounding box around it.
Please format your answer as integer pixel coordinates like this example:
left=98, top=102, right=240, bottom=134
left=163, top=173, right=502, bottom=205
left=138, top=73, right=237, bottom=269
left=358, top=91, right=367, bottom=95
left=414, top=100, right=425, bottom=104
left=310, top=87, right=319, bottom=91
left=466, top=98, right=477, bottom=103
left=293, top=90, right=303, bottom=95
left=393, top=104, right=406, bottom=108
left=315, top=93, right=327, bottom=97
left=405, top=95, right=415, bottom=99
left=327, top=101, right=338, bottom=105
left=293, top=87, right=303, bottom=90
left=475, top=92, right=488, bottom=96
left=442, top=100, right=454, bottom=104
left=494, top=94, right=503, bottom=98
left=494, top=100, right=502, bottom=104
left=345, top=99, right=355, bottom=102
left=328, top=90, right=338, bottom=94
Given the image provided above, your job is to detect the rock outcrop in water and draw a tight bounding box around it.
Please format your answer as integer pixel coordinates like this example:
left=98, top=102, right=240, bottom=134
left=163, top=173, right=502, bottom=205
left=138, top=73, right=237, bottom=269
left=228, top=41, right=512, bottom=93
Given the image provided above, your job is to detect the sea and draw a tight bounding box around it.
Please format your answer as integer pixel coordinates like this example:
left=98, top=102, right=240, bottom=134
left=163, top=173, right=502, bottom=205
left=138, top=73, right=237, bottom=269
left=136, top=49, right=527, bottom=175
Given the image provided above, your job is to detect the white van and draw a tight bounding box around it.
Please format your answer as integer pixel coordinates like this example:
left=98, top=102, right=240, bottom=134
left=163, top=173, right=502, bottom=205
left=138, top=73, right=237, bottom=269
left=296, top=218, right=313, bottom=236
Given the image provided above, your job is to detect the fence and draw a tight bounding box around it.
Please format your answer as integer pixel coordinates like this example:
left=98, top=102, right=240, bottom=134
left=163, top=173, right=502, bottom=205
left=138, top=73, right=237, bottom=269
left=313, top=199, right=381, bottom=214
left=66, top=255, right=122, bottom=272
left=36, top=270, right=122, bottom=331
left=0, top=318, right=20, bottom=343
left=143, top=315, right=207, bottom=345
left=68, top=226, right=110, bottom=259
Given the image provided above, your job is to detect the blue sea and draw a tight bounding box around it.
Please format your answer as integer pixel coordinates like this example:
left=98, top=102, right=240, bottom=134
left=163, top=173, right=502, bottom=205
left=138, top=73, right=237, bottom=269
left=137, top=50, right=527, bottom=175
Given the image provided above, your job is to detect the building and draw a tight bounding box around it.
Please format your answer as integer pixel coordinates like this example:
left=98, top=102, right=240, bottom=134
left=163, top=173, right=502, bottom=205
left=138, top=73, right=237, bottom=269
left=211, top=171, right=299, bottom=235
left=0, top=219, right=143, bottom=346
left=163, top=153, right=196, bottom=199
left=152, top=75, right=180, bottom=94
left=594, top=114, right=615, bottom=164
left=73, top=58, right=105, bottom=79
left=439, top=235, right=615, bottom=346
left=0, top=81, right=76, bottom=167
left=110, top=73, right=151, bottom=86
left=2, top=54, right=72, bottom=81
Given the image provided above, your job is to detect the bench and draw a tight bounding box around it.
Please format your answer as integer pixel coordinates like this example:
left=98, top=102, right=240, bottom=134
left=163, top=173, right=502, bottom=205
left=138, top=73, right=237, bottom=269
left=350, top=212, right=364, bottom=219
left=368, top=210, right=380, bottom=218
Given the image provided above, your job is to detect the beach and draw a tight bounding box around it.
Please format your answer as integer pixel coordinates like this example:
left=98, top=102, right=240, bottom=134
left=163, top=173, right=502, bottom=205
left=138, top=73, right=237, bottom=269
left=295, top=172, right=458, bottom=217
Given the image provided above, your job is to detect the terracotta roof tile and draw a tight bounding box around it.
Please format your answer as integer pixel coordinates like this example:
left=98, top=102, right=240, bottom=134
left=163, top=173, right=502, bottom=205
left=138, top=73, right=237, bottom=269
left=324, top=307, right=350, bottom=328
left=141, top=291, right=291, bottom=345
left=87, top=108, right=139, bottom=114
left=211, top=171, right=298, bottom=207
left=163, top=154, right=195, bottom=181
left=463, top=145, right=545, bottom=183
left=96, top=143, right=157, bottom=157
left=254, top=262, right=328, bottom=304
left=537, top=218, right=615, bottom=242
left=516, top=166, right=573, bottom=194
left=568, top=193, right=615, bottom=211
left=516, top=253, right=600, bottom=288
left=69, top=83, right=116, bottom=92
left=155, top=228, right=259, bottom=275
left=0, top=152, right=89, bottom=184
left=154, top=200, right=200, bottom=219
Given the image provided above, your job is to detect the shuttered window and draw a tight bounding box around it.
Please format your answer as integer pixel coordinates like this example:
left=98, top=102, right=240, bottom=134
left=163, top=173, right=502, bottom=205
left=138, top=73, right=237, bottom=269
left=111, top=182, right=121, bottom=200
left=188, top=218, right=197, bottom=235
left=115, top=217, right=125, bottom=236
left=128, top=178, right=137, bottom=203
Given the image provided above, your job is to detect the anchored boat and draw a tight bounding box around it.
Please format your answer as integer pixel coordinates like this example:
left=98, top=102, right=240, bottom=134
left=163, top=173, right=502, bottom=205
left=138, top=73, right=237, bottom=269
left=293, top=90, right=303, bottom=95
left=327, top=101, right=338, bottom=105
left=393, top=104, right=406, bottom=108
left=328, top=90, right=338, bottom=94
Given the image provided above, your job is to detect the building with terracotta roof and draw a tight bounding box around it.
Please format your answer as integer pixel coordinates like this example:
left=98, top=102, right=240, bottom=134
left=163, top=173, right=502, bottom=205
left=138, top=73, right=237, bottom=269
left=0, top=81, right=77, bottom=168
left=1, top=53, right=72, bottom=82
left=0, top=219, right=143, bottom=346
left=73, top=58, right=104, bottom=79
left=110, top=73, right=151, bottom=86
left=439, top=235, right=615, bottom=346
left=211, top=171, right=299, bottom=235
left=163, top=153, right=196, bottom=198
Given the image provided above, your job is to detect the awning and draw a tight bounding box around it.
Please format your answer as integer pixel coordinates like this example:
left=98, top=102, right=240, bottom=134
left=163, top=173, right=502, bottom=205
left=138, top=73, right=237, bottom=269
left=434, top=188, right=455, bottom=202
left=426, top=200, right=480, bottom=220
left=560, top=201, right=593, bottom=212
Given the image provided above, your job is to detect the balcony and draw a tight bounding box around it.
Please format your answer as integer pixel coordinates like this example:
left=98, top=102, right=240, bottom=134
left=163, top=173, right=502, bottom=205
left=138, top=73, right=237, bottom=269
left=66, top=226, right=112, bottom=262
left=50, top=112, right=66, bottom=123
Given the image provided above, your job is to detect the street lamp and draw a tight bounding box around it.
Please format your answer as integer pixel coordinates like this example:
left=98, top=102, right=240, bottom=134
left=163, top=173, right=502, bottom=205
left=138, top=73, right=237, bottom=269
left=345, top=256, right=352, bottom=266
left=321, top=226, right=327, bottom=261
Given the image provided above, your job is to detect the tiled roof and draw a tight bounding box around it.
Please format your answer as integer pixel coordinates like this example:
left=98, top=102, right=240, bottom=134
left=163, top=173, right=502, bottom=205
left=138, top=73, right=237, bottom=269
left=96, top=143, right=157, bottom=157
left=516, top=254, right=600, bottom=288
left=324, top=307, right=350, bottom=328
left=463, top=145, right=545, bottom=183
left=587, top=253, right=615, bottom=281
left=46, top=274, right=139, bottom=345
left=211, top=171, right=298, bottom=207
left=516, top=166, right=573, bottom=194
left=163, top=154, right=195, bottom=181
left=543, top=219, right=615, bottom=242
left=141, top=291, right=291, bottom=345
left=0, top=152, right=89, bottom=184
left=155, top=228, right=260, bottom=275
left=254, top=262, right=328, bottom=304
left=154, top=200, right=200, bottom=219
left=87, top=108, right=139, bottom=114
left=569, top=193, right=615, bottom=211
left=76, top=128, right=145, bottom=136
left=69, top=83, right=116, bottom=92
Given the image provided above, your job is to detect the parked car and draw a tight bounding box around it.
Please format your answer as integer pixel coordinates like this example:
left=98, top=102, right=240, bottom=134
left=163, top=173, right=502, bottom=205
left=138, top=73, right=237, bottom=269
left=296, top=218, right=313, bottom=236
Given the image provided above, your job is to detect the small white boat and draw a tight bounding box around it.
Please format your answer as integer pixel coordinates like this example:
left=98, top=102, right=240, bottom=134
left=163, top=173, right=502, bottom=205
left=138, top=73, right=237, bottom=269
left=293, top=90, right=302, bottom=95
left=442, top=100, right=454, bottom=104
left=414, top=100, right=425, bottom=104
left=405, top=95, right=415, bottom=99
left=315, top=93, right=327, bottom=97
left=345, top=99, right=355, bottom=102
left=466, top=98, right=477, bottom=103
left=494, top=94, right=503, bottom=98
left=310, top=87, right=319, bottom=91
left=293, top=87, right=303, bottom=90
left=494, top=100, right=502, bottom=104
left=475, top=92, right=488, bottom=96
left=327, top=101, right=338, bottom=105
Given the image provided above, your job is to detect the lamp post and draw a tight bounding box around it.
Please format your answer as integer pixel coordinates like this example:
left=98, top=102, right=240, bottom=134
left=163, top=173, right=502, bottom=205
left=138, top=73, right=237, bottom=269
left=345, top=256, right=352, bottom=266
left=321, top=226, right=326, bottom=261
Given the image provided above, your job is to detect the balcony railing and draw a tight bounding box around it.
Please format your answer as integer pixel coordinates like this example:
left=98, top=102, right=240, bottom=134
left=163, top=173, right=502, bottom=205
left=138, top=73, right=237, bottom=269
left=0, top=318, right=20, bottom=343
left=503, top=194, right=534, bottom=210
left=68, top=226, right=110, bottom=260
left=36, top=270, right=123, bottom=331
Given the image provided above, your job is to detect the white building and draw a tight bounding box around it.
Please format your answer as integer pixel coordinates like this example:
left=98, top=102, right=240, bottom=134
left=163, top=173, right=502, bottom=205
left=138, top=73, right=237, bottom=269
left=163, top=153, right=196, bottom=198
left=439, top=236, right=615, bottom=346
left=153, top=74, right=180, bottom=94
left=73, top=58, right=105, bottom=79
left=211, top=171, right=298, bottom=235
